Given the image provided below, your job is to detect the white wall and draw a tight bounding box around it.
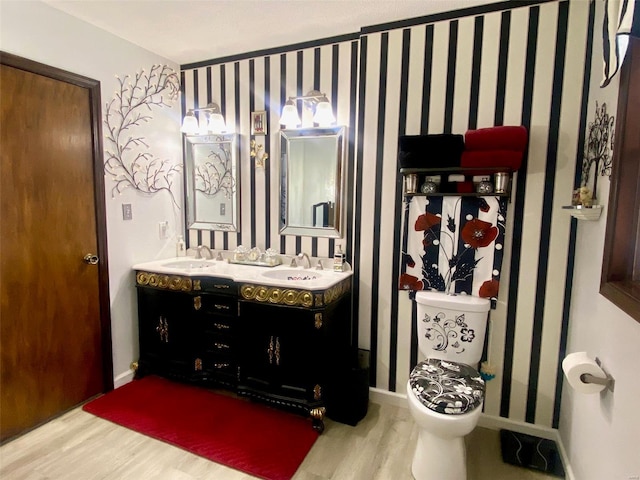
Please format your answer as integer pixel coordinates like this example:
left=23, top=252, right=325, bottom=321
left=559, top=4, right=640, bottom=477
left=0, top=1, right=183, bottom=385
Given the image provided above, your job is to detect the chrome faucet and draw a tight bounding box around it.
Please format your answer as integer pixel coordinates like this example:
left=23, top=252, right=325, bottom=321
left=295, top=252, right=311, bottom=269
left=195, top=245, right=214, bottom=259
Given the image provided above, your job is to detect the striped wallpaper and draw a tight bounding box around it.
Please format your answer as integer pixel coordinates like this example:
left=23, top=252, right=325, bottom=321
left=181, top=0, right=595, bottom=429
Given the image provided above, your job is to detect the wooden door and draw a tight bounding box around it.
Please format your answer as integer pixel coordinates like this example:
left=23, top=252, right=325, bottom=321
left=0, top=54, right=112, bottom=443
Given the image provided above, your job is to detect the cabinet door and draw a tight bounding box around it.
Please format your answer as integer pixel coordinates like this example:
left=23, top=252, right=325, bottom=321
left=239, top=302, right=325, bottom=401
left=136, top=287, right=196, bottom=377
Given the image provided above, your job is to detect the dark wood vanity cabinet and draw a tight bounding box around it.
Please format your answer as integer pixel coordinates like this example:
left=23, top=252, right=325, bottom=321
left=237, top=281, right=353, bottom=432
left=135, top=273, right=238, bottom=388
left=135, top=272, right=363, bottom=431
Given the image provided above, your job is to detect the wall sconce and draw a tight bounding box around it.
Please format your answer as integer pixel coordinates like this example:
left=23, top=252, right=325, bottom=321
left=279, top=90, right=336, bottom=129
left=181, top=102, right=227, bottom=135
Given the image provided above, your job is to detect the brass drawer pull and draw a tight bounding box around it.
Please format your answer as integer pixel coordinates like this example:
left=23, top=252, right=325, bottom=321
left=214, top=342, right=230, bottom=350
left=213, top=322, right=230, bottom=330
left=214, top=284, right=230, bottom=289
left=214, top=304, right=230, bottom=311
left=214, top=362, right=230, bottom=369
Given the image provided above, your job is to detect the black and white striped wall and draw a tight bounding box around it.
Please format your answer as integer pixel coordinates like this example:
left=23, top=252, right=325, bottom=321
left=181, top=0, right=596, bottom=429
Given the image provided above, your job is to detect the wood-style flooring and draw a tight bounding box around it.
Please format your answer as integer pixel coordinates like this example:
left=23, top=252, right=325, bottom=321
left=0, top=400, right=559, bottom=479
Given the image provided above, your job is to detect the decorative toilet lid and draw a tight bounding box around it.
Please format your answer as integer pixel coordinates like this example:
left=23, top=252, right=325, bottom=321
left=409, top=358, right=485, bottom=415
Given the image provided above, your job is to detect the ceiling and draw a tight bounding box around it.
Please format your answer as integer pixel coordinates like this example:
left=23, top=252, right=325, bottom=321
left=43, top=0, right=502, bottom=65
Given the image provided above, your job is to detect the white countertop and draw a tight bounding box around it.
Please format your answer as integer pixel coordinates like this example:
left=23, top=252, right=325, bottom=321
left=133, top=256, right=353, bottom=290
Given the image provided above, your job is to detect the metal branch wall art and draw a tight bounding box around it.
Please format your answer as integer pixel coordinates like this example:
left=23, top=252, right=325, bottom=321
left=195, top=141, right=236, bottom=198
left=104, top=64, right=181, bottom=207
left=581, top=102, right=615, bottom=200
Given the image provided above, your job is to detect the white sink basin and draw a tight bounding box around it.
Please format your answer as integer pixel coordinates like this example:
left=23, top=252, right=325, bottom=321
left=162, top=260, right=213, bottom=269
left=261, top=269, right=326, bottom=282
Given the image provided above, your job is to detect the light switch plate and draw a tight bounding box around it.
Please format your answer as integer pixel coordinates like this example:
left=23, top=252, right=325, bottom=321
left=158, top=221, right=169, bottom=239
left=122, top=203, right=132, bottom=221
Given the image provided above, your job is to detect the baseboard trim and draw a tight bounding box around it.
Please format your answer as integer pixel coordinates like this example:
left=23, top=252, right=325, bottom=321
left=113, top=369, right=134, bottom=389
left=368, top=388, right=574, bottom=480
left=369, top=387, right=408, bottom=408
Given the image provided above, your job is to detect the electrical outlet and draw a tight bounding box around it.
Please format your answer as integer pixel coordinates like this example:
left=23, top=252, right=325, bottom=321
left=158, top=221, right=169, bottom=239
left=122, top=203, right=132, bottom=221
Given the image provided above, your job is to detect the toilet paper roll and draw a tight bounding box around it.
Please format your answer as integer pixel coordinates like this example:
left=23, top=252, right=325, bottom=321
left=562, top=352, right=607, bottom=394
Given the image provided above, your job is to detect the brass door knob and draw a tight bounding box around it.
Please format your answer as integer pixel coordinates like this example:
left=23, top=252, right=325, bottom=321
left=84, top=253, right=99, bottom=265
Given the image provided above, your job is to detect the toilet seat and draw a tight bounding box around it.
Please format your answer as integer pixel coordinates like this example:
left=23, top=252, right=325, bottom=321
left=409, top=358, right=485, bottom=415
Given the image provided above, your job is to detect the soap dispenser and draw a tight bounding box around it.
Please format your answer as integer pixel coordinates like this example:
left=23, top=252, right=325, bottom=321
left=176, top=235, right=186, bottom=257
left=334, top=244, right=345, bottom=272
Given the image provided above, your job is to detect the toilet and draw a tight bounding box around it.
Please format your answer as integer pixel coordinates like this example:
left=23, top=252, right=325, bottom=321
left=407, top=290, right=490, bottom=480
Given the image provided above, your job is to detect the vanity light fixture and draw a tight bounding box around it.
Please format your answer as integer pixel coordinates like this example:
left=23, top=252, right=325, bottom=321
left=181, top=102, right=227, bottom=135
left=279, top=90, right=336, bottom=128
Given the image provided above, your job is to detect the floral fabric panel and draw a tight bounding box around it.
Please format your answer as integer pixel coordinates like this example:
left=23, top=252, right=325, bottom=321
left=409, top=358, right=485, bottom=415
left=399, top=196, right=507, bottom=303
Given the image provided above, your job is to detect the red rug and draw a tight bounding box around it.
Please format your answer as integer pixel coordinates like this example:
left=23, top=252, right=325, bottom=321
left=83, top=376, right=318, bottom=480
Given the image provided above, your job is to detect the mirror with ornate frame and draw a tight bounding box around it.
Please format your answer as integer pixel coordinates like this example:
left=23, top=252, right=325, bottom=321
left=279, top=126, right=346, bottom=238
left=184, top=134, right=239, bottom=231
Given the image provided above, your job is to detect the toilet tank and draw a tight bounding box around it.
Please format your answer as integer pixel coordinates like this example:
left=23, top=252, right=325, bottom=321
left=414, top=291, right=490, bottom=367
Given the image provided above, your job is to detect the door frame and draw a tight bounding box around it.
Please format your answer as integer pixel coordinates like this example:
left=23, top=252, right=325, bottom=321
left=1, top=52, right=114, bottom=392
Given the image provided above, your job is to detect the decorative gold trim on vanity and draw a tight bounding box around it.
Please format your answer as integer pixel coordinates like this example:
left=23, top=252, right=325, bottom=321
left=323, top=279, right=351, bottom=305
left=136, top=271, right=193, bottom=291
left=310, top=407, right=326, bottom=420
left=240, top=284, right=314, bottom=307
left=239, top=278, right=350, bottom=308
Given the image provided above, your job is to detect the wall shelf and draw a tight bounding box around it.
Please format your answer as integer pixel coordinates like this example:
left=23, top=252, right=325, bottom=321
left=400, top=166, right=514, bottom=198
left=404, top=192, right=510, bottom=198
left=399, top=166, right=514, bottom=175
left=562, top=205, right=603, bottom=221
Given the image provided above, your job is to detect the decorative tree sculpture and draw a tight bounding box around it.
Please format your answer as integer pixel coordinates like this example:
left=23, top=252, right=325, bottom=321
left=104, top=65, right=181, bottom=207
left=581, top=102, right=615, bottom=201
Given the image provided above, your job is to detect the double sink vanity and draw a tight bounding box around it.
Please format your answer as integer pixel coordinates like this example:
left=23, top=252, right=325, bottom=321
left=135, top=124, right=363, bottom=431
left=133, top=255, right=357, bottom=432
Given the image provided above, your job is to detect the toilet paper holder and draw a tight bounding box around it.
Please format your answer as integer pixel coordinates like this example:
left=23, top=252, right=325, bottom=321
left=580, top=357, right=615, bottom=392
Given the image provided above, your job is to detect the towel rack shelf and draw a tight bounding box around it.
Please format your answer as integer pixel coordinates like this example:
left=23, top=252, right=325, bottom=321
left=400, top=167, right=513, bottom=199
left=404, top=192, right=511, bottom=198
left=399, top=166, right=514, bottom=175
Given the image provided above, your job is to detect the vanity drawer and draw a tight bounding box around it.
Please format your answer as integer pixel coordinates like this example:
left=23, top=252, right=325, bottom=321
left=191, top=357, right=237, bottom=387
left=202, top=316, right=235, bottom=334
left=191, top=294, right=238, bottom=316
left=204, top=336, right=235, bottom=356
left=196, top=277, right=238, bottom=295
